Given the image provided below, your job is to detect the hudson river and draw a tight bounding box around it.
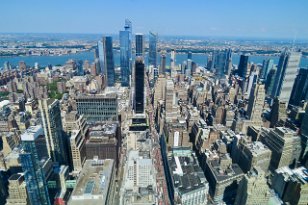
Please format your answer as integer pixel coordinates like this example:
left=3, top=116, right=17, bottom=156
left=0, top=51, right=308, bottom=68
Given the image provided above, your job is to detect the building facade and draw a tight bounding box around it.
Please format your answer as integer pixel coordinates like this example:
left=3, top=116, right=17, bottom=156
left=76, top=93, right=118, bottom=123
left=39, top=99, right=68, bottom=165
left=148, top=31, right=157, bottom=67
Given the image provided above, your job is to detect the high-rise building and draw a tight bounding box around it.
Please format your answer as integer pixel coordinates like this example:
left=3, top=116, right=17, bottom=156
left=259, top=127, right=301, bottom=171
left=69, top=129, right=86, bottom=173
left=85, top=123, right=120, bottom=165
left=247, top=83, right=265, bottom=122
left=235, top=168, right=270, bottom=205
left=120, top=20, right=132, bottom=87
left=76, top=60, right=84, bottom=76
left=289, top=68, right=308, bottom=106
left=19, top=126, right=51, bottom=205
left=271, top=166, right=308, bottom=205
left=97, top=40, right=104, bottom=74
left=236, top=141, right=271, bottom=173
left=271, top=50, right=301, bottom=103
left=187, top=51, right=192, bottom=60
left=237, top=55, right=249, bottom=79
left=3, top=61, right=11, bottom=71
left=39, top=99, right=68, bottom=165
left=134, top=58, right=145, bottom=114
left=170, top=49, right=176, bottom=77
left=261, top=59, right=274, bottom=80
left=102, top=36, right=115, bottom=86
left=76, top=93, right=118, bottom=122
left=148, top=31, right=158, bottom=67
left=265, top=67, right=276, bottom=95
left=6, top=173, right=29, bottom=205
left=124, top=19, right=132, bottom=70
left=166, top=148, right=209, bottom=205
left=224, top=48, right=232, bottom=75
left=160, top=53, right=166, bottom=74
left=135, top=33, right=144, bottom=57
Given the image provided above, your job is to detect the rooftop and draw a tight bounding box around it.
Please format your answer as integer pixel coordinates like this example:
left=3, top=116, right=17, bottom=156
left=247, top=141, right=271, bottom=156
left=207, top=154, right=244, bottom=183
left=169, top=151, right=208, bottom=195
left=276, top=166, right=308, bottom=185
left=69, top=159, right=114, bottom=205
left=21, top=125, right=43, bottom=141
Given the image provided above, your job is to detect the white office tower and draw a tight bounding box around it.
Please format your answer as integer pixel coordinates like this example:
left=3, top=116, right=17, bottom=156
left=170, top=49, right=177, bottom=77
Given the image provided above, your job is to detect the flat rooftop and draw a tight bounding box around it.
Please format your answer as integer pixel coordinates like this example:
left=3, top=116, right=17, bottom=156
left=21, top=125, right=43, bottom=141
left=247, top=141, right=271, bottom=156
left=69, top=159, right=114, bottom=205
left=169, top=153, right=208, bottom=195
left=207, top=154, right=244, bottom=183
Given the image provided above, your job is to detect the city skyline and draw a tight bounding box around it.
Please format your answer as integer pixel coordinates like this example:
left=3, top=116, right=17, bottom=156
left=1, top=0, right=308, bottom=40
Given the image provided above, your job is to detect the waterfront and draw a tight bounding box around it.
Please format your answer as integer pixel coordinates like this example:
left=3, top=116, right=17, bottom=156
left=0, top=51, right=308, bottom=69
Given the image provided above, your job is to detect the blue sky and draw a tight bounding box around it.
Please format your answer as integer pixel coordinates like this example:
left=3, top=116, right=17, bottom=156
left=1, top=0, right=308, bottom=39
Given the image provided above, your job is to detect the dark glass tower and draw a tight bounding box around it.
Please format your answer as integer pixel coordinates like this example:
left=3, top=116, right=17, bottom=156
left=289, top=68, right=308, bottom=106
left=135, top=34, right=144, bottom=57
left=120, top=19, right=132, bottom=87
left=134, top=57, right=145, bottom=113
left=76, top=60, right=84, bottom=76
left=102, top=36, right=115, bottom=86
left=187, top=51, right=192, bottom=60
left=237, top=54, right=249, bottom=79
left=20, top=126, right=51, bottom=205
left=148, top=31, right=157, bottom=67
left=261, top=59, right=274, bottom=80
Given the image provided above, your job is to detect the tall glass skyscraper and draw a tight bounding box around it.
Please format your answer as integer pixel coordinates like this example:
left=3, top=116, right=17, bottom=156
left=237, top=54, right=249, bottom=79
left=97, top=40, right=104, bottom=74
left=261, top=59, right=274, bottom=80
left=135, top=34, right=144, bottom=57
left=103, top=36, right=115, bottom=86
left=271, top=50, right=301, bottom=103
left=120, top=19, right=132, bottom=86
left=20, top=126, right=51, bottom=205
left=134, top=57, right=145, bottom=114
left=148, top=31, right=157, bottom=67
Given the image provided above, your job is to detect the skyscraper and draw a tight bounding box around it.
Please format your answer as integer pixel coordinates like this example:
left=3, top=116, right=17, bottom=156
left=135, top=33, right=144, bottom=57
left=160, top=53, right=166, bottom=74
left=39, top=99, right=68, bottom=165
left=102, top=36, right=115, bottom=86
left=247, top=83, right=265, bottom=122
left=19, top=125, right=51, bottom=205
left=187, top=51, right=192, bottom=60
left=125, top=19, right=132, bottom=72
left=224, top=48, right=232, bottom=75
left=289, top=68, right=308, bottom=106
left=170, top=49, right=176, bottom=77
left=97, top=40, right=104, bottom=74
left=170, top=49, right=176, bottom=69
left=261, top=59, right=274, bottom=80
left=237, top=54, right=249, bottom=79
left=235, top=168, right=270, bottom=205
left=76, top=60, right=84, bottom=76
left=271, top=50, right=301, bottom=103
left=148, top=31, right=158, bottom=67
left=134, top=57, right=145, bottom=114
left=120, top=19, right=132, bottom=87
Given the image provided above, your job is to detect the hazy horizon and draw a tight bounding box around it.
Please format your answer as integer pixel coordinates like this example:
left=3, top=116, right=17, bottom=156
left=1, top=0, right=308, bottom=40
